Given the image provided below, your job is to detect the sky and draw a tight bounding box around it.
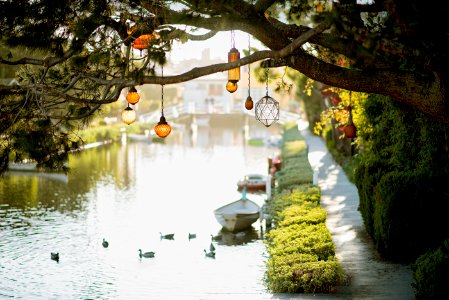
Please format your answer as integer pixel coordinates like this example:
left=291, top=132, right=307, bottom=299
left=168, top=30, right=266, bottom=63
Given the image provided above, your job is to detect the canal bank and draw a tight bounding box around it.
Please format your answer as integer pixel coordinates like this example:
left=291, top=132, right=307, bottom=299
left=297, top=120, right=415, bottom=299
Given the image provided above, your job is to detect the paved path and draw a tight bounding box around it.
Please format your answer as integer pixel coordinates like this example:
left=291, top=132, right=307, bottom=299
left=297, top=120, right=415, bottom=300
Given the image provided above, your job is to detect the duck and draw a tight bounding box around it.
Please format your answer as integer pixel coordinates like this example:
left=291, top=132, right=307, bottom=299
left=204, top=249, right=215, bottom=258
left=51, top=252, right=59, bottom=262
left=188, top=233, right=197, bottom=240
left=102, top=238, right=109, bottom=248
left=160, top=232, right=175, bottom=240
left=139, top=249, right=155, bottom=258
left=209, top=242, right=216, bottom=252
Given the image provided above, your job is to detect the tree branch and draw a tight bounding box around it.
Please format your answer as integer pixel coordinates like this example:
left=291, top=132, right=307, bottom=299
left=139, top=20, right=331, bottom=85
left=166, top=28, right=217, bottom=41
left=254, top=0, right=277, bottom=13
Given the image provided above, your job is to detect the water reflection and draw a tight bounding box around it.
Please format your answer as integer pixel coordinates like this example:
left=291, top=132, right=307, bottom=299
left=0, top=116, right=281, bottom=299
left=214, top=227, right=262, bottom=246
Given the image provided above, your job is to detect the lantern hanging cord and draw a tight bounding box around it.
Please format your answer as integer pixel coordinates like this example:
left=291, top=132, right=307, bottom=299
left=129, top=49, right=135, bottom=92
left=248, top=34, right=251, bottom=97
left=161, top=65, right=165, bottom=117
left=231, top=30, right=235, bottom=48
left=349, top=90, right=353, bottom=123
left=265, top=68, right=269, bottom=96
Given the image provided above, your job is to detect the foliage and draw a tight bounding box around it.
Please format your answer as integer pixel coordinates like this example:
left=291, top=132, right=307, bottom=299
left=266, top=185, right=321, bottom=227
left=354, top=94, right=449, bottom=262
left=412, top=239, right=449, bottom=300
left=314, top=90, right=368, bottom=141
left=1, top=0, right=449, bottom=173
left=282, top=121, right=305, bottom=142
left=78, top=122, right=151, bottom=145
left=264, top=122, right=345, bottom=293
left=298, top=82, right=327, bottom=132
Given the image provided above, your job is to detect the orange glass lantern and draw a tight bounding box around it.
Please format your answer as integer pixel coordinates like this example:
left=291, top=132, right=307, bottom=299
left=132, top=34, right=154, bottom=50
left=154, top=116, right=171, bottom=138
left=154, top=80, right=171, bottom=138
left=121, top=106, right=136, bottom=125
left=226, top=81, right=238, bottom=93
left=126, top=86, right=140, bottom=105
left=228, top=47, right=240, bottom=84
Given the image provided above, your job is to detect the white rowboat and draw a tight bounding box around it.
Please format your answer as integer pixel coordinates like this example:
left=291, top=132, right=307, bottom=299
left=213, top=198, right=260, bottom=233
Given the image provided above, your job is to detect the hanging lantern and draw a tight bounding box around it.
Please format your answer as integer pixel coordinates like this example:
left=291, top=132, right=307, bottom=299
left=126, top=86, right=140, bottom=105
left=226, top=81, right=238, bottom=93
left=154, top=67, right=171, bottom=138
left=132, top=34, right=154, bottom=51
left=344, top=123, right=357, bottom=139
left=255, top=95, right=279, bottom=127
left=255, top=67, right=279, bottom=127
left=344, top=91, right=356, bottom=138
left=245, top=35, right=253, bottom=110
left=121, top=106, right=136, bottom=125
left=154, top=115, right=172, bottom=138
left=228, top=47, right=240, bottom=84
left=245, top=96, right=254, bottom=110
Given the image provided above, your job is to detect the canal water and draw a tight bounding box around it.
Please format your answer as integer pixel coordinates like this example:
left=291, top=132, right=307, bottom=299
left=0, top=116, right=282, bottom=299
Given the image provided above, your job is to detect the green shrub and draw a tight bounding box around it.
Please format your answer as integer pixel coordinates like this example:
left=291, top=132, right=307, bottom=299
left=412, top=239, right=449, bottom=300
left=282, top=121, right=305, bottom=141
left=275, top=167, right=313, bottom=191
left=282, top=140, right=308, bottom=158
left=265, top=257, right=344, bottom=293
left=279, top=205, right=327, bottom=227
left=354, top=94, right=449, bottom=262
left=264, top=122, right=344, bottom=294
left=266, top=185, right=321, bottom=226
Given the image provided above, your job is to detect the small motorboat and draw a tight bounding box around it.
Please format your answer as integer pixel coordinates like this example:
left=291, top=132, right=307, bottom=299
left=237, top=174, right=267, bottom=192
left=213, top=198, right=261, bottom=233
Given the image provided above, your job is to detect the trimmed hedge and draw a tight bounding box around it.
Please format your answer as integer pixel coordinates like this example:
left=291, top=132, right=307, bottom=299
left=274, top=124, right=313, bottom=191
left=264, top=122, right=345, bottom=293
left=354, top=94, right=449, bottom=262
left=412, top=239, right=449, bottom=300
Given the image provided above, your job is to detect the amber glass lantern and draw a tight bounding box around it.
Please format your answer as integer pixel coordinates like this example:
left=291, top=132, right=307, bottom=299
left=228, top=47, right=240, bottom=84
left=226, top=81, right=238, bottom=93
left=121, top=105, right=136, bottom=125
left=126, top=86, right=140, bottom=105
left=245, top=96, right=254, bottom=110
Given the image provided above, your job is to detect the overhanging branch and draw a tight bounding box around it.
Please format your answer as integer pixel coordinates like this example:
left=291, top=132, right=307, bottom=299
left=141, top=20, right=331, bottom=85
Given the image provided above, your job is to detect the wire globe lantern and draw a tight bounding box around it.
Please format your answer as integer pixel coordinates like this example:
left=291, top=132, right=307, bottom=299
left=255, top=95, right=279, bottom=127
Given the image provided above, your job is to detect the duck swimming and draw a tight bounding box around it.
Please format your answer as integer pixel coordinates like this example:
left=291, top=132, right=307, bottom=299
left=139, top=249, right=155, bottom=258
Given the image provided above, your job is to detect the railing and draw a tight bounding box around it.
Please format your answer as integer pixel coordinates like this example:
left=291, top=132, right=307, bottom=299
left=138, top=102, right=301, bottom=125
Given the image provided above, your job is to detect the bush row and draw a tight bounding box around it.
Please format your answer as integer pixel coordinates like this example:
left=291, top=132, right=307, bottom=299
left=412, top=239, right=449, bottom=299
left=354, top=94, right=449, bottom=263
left=264, top=122, right=345, bottom=293
left=274, top=123, right=314, bottom=191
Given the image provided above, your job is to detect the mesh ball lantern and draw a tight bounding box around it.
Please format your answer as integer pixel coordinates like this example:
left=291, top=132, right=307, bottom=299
left=255, top=95, right=279, bottom=127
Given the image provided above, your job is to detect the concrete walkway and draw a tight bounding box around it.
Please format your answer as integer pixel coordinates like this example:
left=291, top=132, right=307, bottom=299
left=297, top=120, right=415, bottom=299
